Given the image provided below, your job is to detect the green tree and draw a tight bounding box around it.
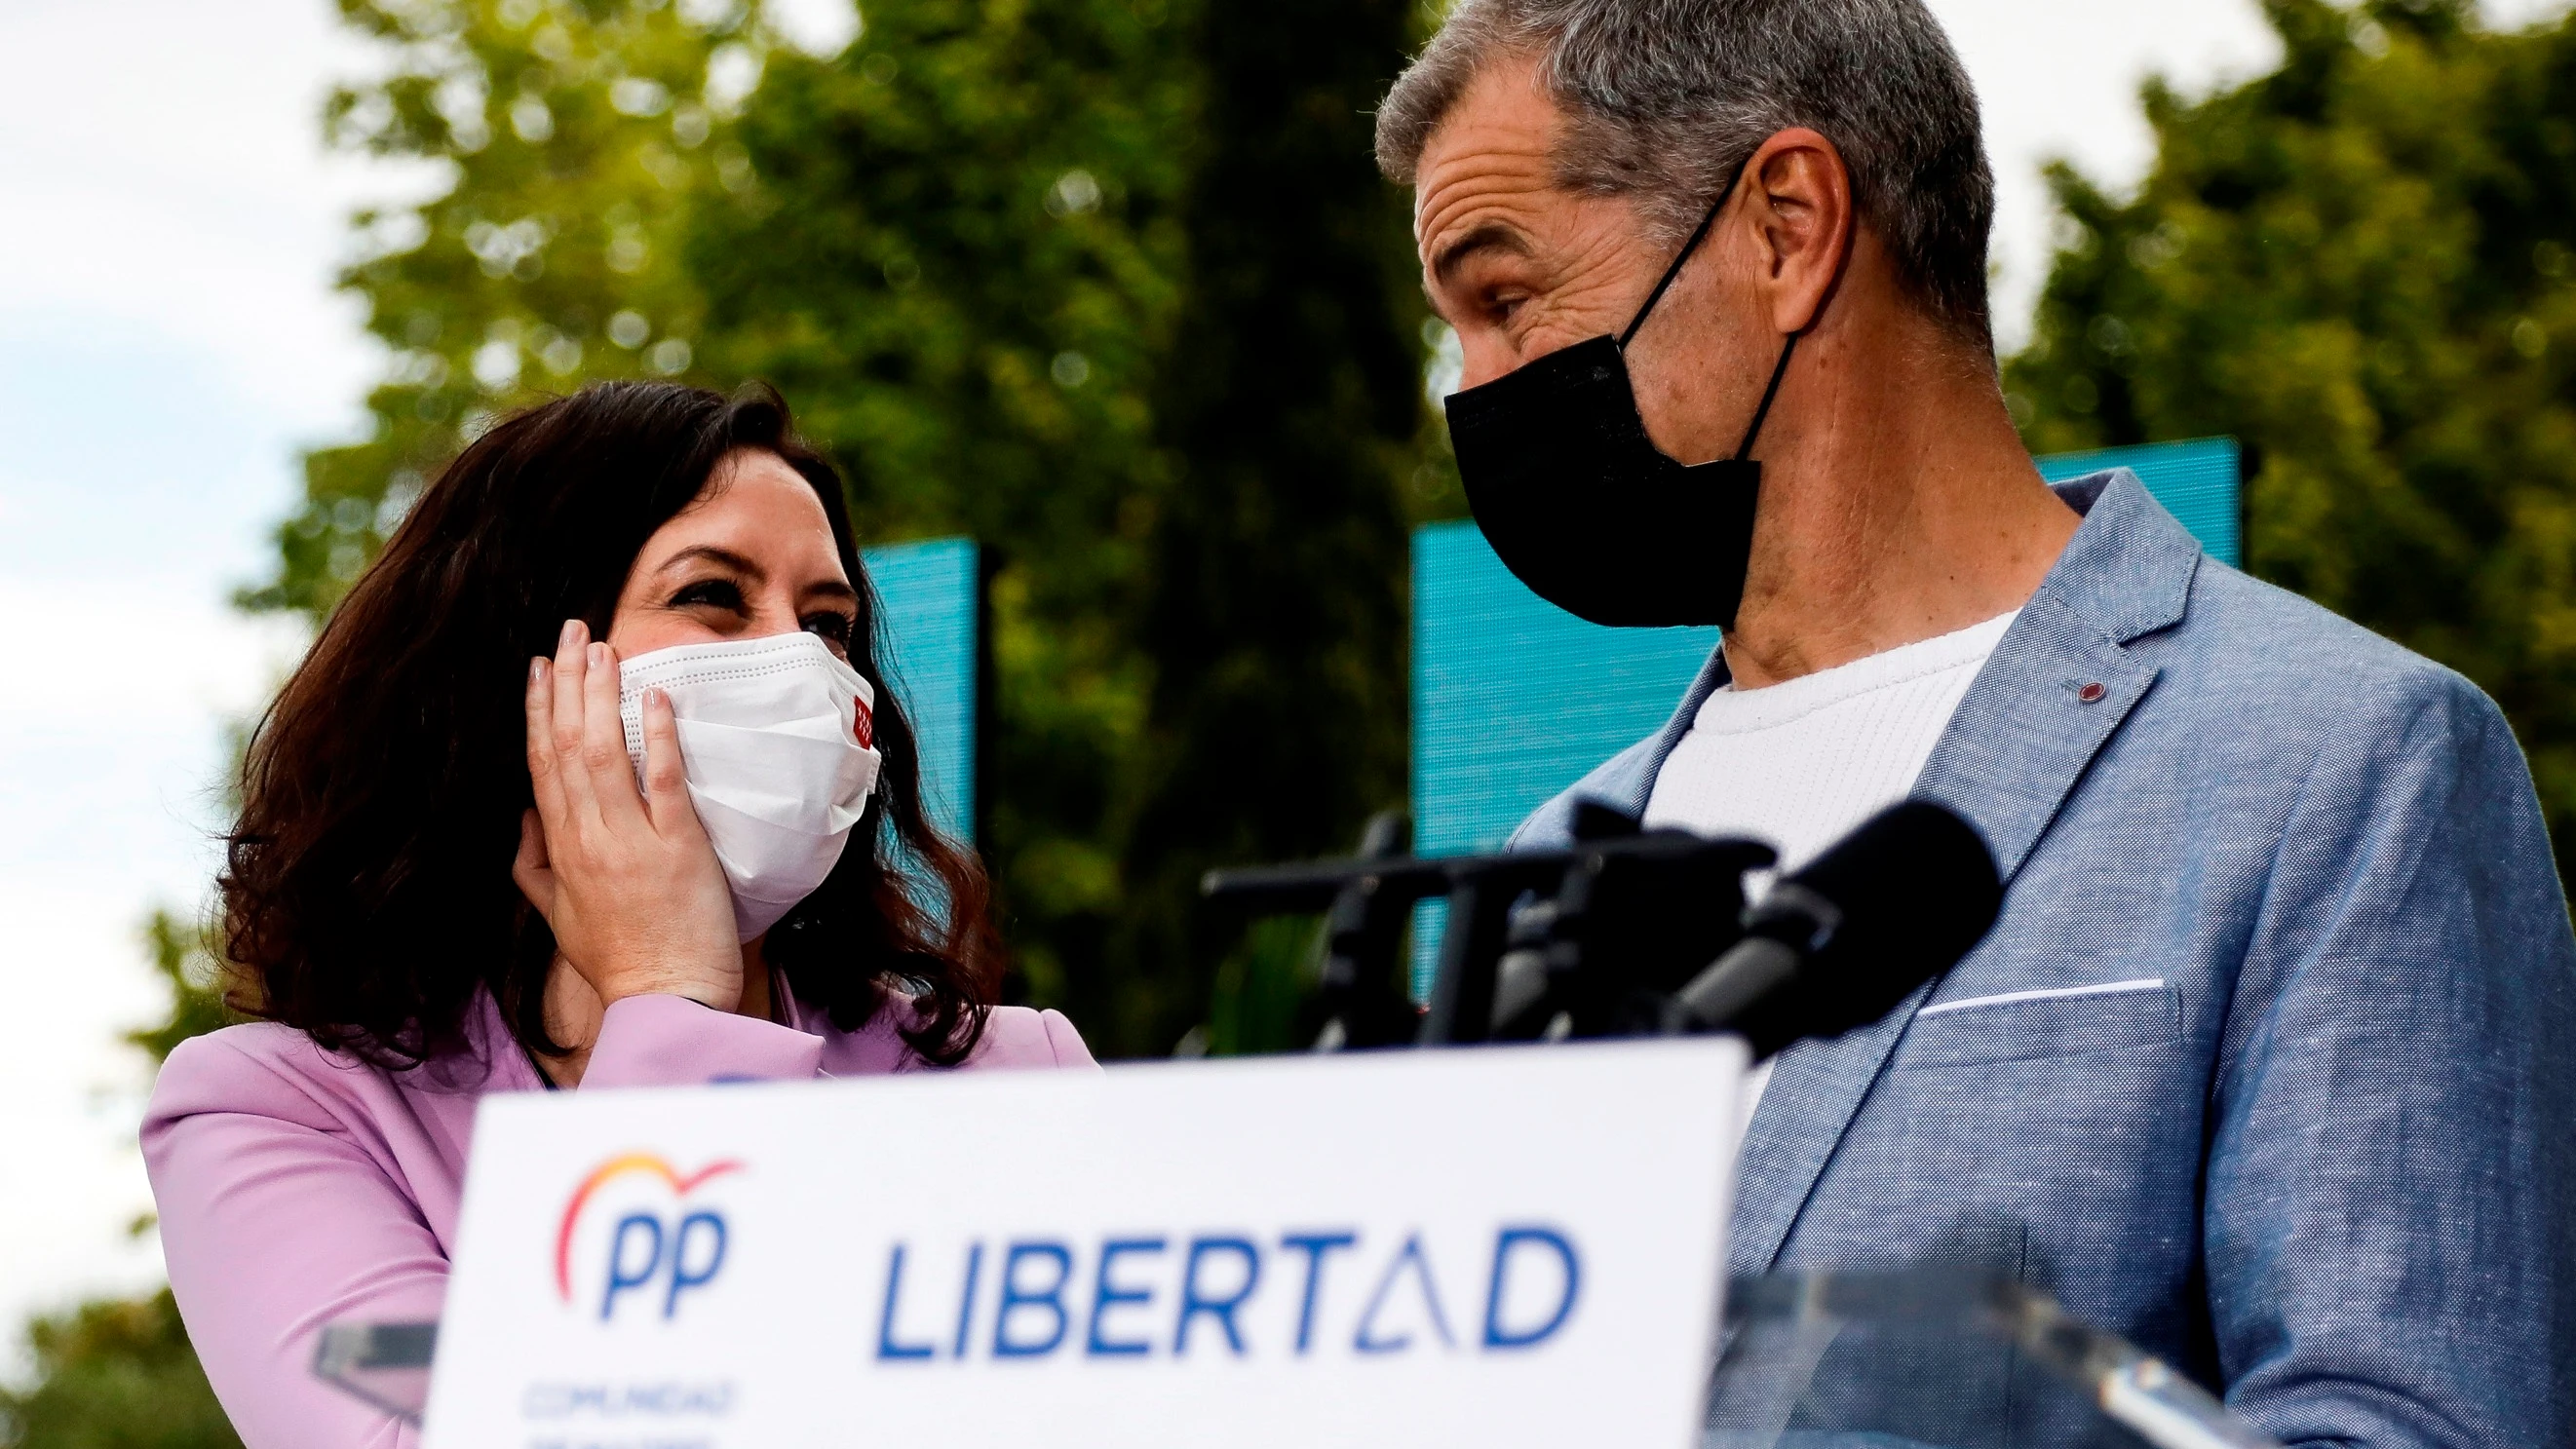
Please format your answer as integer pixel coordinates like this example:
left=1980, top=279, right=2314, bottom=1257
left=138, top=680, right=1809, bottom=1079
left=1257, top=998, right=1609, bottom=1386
left=0, top=915, right=240, bottom=1449
left=1113, top=0, right=1428, bottom=1052
left=0, top=1293, right=238, bottom=1449
left=2007, top=0, right=2576, bottom=879
left=123, top=914, right=236, bottom=1068
left=254, top=0, right=755, bottom=617
left=686, top=0, right=1194, bottom=1030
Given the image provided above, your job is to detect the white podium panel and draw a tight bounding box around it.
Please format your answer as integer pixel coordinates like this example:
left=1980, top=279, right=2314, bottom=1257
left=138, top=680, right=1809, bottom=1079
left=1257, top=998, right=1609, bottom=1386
left=424, top=1037, right=1748, bottom=1449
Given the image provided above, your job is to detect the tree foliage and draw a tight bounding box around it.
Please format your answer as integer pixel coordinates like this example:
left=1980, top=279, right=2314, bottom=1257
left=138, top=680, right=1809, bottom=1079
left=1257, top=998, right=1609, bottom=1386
left=1115, top=0, right=1427, bottom=1051
left=0, top=1292, right=238, bottom=1449
left=124, top=913, right=237, bottom=1070
left=2007, top=0, right=2576, bottom=878
left=685, top=0, right=1195, bottom=1039
left=251, top=0, right=756, bottom=615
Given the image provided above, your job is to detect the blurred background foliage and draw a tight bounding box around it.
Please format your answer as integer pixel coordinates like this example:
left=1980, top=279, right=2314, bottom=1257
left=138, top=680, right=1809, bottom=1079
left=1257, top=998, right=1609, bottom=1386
left=19, top=0, right=2576, bottom=1439
left=2008, top=0, right=2576, bottom=878
left=0, top=1291, right=239, bottom=1449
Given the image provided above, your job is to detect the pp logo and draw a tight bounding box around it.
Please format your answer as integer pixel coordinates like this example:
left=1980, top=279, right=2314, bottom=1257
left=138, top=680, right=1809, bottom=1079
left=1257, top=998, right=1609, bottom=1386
left=554, top=1154, right=743, bottom=1322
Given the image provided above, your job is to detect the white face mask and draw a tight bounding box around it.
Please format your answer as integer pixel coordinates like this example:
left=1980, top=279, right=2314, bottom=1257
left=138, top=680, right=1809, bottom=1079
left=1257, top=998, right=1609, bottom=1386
left=617, top=631, right=883, bottom=941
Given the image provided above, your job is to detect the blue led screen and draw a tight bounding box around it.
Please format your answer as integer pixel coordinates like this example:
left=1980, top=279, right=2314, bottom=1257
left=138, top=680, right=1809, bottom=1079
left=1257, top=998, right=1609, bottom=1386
left=863, top=537, right=979, bottom=843
left=2033, top=438, right=2240, bottom=568
left=1407, top=437, right=2242, bottom=995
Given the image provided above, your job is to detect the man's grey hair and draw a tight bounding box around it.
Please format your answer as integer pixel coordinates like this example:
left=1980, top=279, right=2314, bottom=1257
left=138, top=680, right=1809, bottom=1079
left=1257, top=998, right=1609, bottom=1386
left=1375, top=0, right=1996, bottom=342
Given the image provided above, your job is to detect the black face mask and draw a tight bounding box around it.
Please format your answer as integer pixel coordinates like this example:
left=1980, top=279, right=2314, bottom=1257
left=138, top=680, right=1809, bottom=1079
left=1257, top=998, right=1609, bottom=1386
left=1442, top=162, right=1797, bottom=629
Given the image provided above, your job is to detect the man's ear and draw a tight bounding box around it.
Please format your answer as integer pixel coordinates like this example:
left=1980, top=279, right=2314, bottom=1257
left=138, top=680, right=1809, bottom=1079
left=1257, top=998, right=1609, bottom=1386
left=1744, top=128, right=1852, bottom=336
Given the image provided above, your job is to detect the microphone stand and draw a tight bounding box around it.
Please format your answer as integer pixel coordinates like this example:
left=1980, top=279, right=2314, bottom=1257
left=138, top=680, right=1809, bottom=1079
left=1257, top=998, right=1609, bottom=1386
left=1202, top=805, right=1776, bottom=1051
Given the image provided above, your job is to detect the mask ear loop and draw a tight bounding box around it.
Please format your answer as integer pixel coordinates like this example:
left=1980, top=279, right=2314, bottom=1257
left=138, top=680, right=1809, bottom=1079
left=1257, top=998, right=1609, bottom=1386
left=1614, top=146, right=1814, bottom=463
left=1734, top=332, right=1799, bottom=462
left=1616, top=154, right=1753, bottom=351
left=1738, top=149, right=1865, bottom=462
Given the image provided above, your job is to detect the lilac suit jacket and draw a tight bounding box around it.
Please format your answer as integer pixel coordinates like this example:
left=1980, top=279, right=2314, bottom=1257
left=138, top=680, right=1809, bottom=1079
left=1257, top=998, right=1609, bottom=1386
left=142, top=988, right=1096, bottom=1448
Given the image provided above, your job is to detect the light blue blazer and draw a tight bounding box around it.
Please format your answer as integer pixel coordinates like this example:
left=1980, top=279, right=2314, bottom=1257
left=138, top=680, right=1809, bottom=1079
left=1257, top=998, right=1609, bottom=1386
left=1513, top=472, right=2576, bottom=1448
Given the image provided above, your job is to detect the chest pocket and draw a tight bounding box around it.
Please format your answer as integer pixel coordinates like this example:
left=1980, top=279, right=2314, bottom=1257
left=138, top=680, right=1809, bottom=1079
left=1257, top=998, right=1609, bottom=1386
left=1898, top=979, right=2180, bottom=1068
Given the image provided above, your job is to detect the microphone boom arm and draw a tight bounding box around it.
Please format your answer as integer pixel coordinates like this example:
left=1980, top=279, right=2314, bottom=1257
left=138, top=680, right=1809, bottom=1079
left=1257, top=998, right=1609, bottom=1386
left=1202, top=800, right=2001, bottom=1059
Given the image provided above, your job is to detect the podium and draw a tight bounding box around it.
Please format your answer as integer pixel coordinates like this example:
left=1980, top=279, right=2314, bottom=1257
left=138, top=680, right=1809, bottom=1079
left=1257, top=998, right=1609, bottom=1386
left=298, top=1041, right=2281, bottom=1449
left=318, top=1264, right=2277, bottom=1449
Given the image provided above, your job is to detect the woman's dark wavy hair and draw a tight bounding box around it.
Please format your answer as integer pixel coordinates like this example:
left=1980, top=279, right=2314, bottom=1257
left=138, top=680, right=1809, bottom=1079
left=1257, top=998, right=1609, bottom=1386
left=222, top=381, right=998, bottom=1069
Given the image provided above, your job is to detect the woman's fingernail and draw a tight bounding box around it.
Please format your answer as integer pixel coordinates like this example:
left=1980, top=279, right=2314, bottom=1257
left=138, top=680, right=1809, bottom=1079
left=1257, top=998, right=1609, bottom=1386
left=559, top=619, right=582, bottom=650
left=646, top=686, right=668, bottom=710
left=530, top=658, right=547, bottom=684
left=589, top=642, right=608, bottom=668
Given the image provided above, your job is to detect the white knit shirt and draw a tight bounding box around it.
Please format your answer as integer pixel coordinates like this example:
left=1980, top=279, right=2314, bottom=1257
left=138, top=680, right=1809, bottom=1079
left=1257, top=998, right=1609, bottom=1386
left=1644, top=608, right=2017, bottom=1122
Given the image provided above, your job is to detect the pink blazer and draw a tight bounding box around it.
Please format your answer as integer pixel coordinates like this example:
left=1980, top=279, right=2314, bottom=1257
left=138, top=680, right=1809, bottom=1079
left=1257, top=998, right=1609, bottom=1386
left=142, top=988, right=1096, bottom=1449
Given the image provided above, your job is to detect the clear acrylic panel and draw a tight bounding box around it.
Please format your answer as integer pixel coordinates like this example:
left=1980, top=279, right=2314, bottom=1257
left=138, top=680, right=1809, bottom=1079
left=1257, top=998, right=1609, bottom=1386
left=1710, top=1268, right=2279, bottom=1449
left=311, top=1318, right=437, bottom=1426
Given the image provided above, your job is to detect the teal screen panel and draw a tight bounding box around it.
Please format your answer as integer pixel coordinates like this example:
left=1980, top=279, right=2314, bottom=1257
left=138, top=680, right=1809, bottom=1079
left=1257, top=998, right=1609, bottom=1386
left=863, top=537, right=979, bottom=843
left=2035, top=437, right=2240, bottom=567
left=1408, top=525, right=1717, bottom=995
left=1412, top=522, right=1719, bottom=859
left=1406, top=436, right=2240, bottom=996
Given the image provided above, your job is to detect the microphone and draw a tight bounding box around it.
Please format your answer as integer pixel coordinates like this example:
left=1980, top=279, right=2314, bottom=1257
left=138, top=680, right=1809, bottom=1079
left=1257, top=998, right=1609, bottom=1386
left=1675, top=801, right=2001, bottom=1059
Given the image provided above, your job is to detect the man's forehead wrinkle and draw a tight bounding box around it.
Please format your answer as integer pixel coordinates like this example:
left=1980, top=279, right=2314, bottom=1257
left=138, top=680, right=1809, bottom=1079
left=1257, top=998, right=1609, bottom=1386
left=1409, top=57, right=1561, bottom=244
left=1414, top=154, right=1556, bottom=273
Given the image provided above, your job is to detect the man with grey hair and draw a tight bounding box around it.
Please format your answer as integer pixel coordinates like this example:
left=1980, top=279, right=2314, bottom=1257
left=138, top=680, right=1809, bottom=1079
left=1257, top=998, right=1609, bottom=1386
left=1380, top=2, right=2574, bottom=1445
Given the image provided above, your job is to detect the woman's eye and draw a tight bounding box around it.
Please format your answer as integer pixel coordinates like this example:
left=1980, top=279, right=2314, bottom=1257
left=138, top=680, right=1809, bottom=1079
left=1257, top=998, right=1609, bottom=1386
left=670, top=579, right=747, bottom=612
left=802, top=612, right=856, bottom=649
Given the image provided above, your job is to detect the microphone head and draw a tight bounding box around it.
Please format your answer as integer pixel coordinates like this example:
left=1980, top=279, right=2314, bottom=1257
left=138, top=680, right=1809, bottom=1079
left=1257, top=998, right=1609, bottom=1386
left=1774, top=800, right=2002, bottom=1038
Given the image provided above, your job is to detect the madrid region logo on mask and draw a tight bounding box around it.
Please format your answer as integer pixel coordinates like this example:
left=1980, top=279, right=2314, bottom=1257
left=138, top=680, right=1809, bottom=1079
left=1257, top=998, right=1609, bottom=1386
left=556, top=1154, right=744, bottom=1322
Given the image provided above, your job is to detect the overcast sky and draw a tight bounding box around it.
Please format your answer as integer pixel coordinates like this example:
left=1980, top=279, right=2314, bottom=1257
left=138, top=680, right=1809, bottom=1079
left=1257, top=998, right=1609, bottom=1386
left=0, top=0, right=2558, bottom=1371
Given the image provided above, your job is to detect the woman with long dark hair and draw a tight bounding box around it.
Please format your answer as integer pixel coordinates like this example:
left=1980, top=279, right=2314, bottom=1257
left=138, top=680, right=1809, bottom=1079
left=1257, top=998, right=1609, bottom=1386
left=142, top=382, right=1092, bottom=1446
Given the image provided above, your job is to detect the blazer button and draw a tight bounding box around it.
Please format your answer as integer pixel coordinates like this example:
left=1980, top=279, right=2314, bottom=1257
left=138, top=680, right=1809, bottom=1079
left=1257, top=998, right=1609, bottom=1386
left=2077, top=681, right=2107, bottom=704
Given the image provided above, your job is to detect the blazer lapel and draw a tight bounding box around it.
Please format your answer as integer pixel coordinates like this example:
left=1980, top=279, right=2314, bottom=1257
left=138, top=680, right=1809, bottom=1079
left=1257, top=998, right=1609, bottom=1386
left=1724, top=471, right=2201, bottom=1277
left=1607, top=643, right=1735, bottom=818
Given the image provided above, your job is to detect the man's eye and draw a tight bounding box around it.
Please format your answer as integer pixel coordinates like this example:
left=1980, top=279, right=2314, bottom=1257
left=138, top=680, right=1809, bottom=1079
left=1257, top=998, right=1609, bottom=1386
left=670, top=579, right=747, bottom=612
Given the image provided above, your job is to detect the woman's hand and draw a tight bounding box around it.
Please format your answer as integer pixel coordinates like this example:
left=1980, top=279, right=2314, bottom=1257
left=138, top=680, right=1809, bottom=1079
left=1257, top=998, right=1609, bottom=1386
left=514, top=619, right=743, bottom=1012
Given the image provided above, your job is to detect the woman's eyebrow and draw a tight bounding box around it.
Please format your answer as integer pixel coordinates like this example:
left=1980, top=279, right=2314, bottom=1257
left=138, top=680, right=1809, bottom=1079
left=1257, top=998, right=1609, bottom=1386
left=656, top=545, right=765, bottom=582
left=802, top=578, right=860, bottom=605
